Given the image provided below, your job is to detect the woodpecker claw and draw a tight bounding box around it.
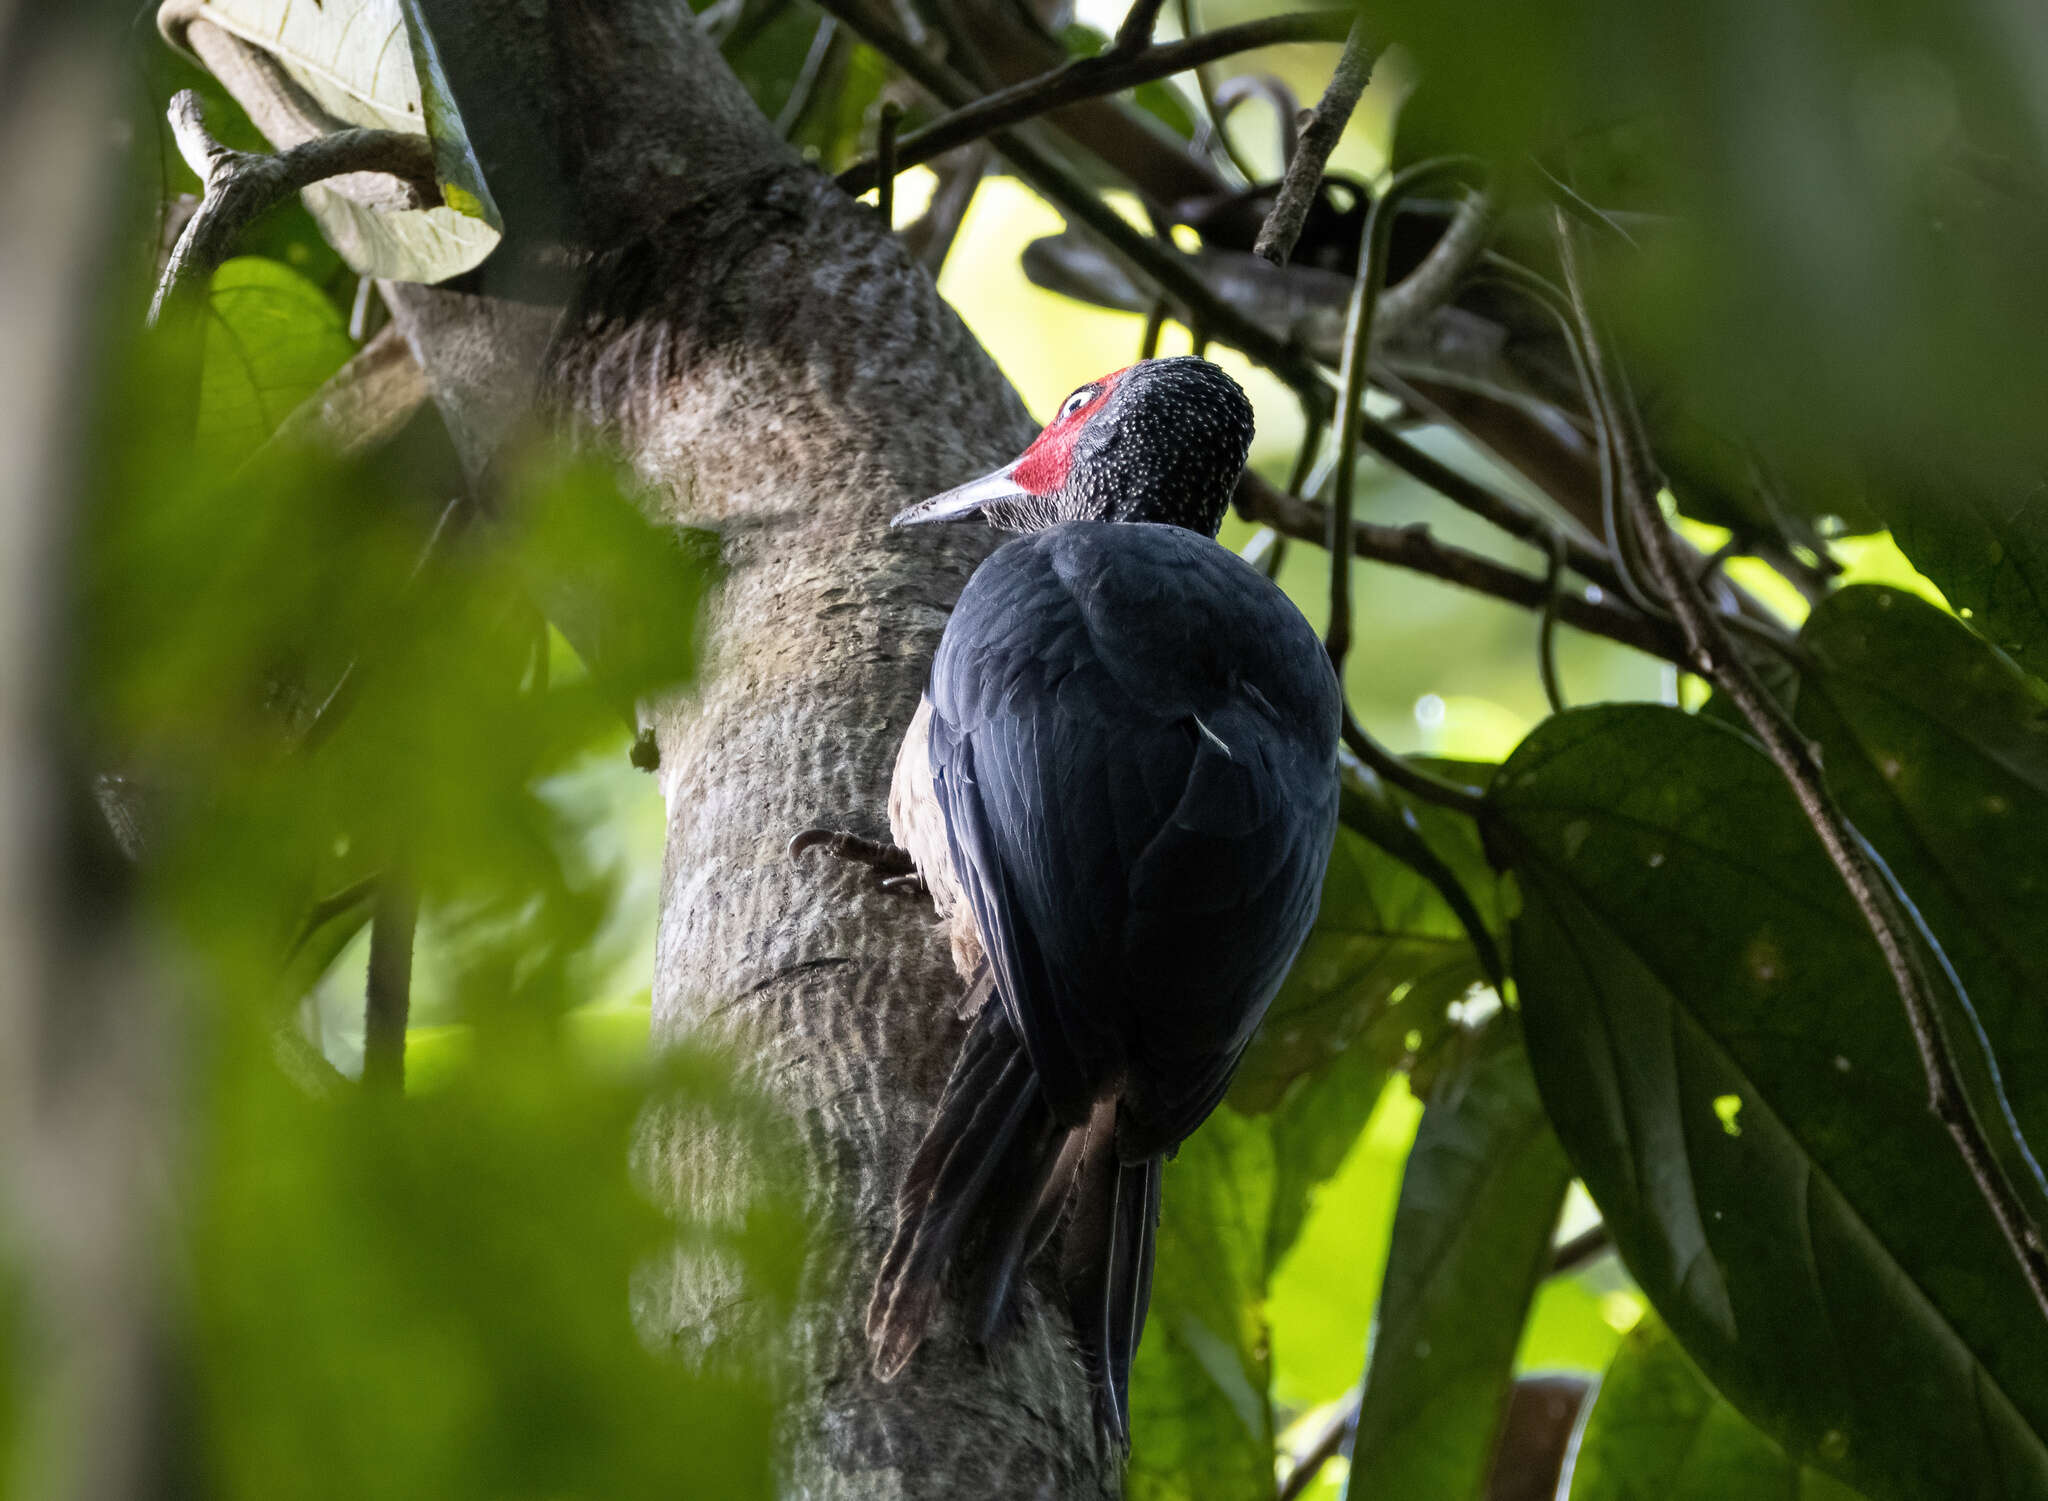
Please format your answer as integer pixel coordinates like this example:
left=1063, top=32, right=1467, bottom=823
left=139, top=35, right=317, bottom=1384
left=788, top=827, right=918, bottom=883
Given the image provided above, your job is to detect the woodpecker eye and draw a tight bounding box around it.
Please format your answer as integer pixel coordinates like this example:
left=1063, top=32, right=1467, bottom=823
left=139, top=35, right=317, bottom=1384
left=1059, top=386, right=1098, bottom=421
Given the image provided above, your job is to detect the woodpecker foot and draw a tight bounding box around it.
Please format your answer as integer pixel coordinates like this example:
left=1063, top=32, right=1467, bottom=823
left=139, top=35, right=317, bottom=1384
left=788, top=828, right=924, bottom=896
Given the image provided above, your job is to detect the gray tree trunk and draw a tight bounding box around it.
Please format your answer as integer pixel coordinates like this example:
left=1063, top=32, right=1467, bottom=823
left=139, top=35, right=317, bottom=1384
left=195, top=3, right=1113, bottom=1494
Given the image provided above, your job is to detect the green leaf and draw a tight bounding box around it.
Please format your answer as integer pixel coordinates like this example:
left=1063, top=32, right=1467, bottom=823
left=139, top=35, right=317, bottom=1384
left=1567, top=1315, right=1868, bottom=1501
left=160, top=0, right=502, bottom=281
left=200, top=256, right=357, bottom=467
left=1490, top=705, right=2048, bottom=1501
left=1230, top=810, right=1493, bottom=1113
left=1795, top=586, right=2048, bottom=1158
left=1885, top=484, right=2048, bottom=675
left=1345, top=1020, right=1572, bottom=1501
left=1132, top=1046, right=1390, bottom=1500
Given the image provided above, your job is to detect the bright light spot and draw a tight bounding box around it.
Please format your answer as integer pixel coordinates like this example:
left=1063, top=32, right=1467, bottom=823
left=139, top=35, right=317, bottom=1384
left=1413, top=693, right=1446, bottom=730
left=1599, top=1291, right=1646, bottom=1332
left=1713, top=1093, right=1744, bottom=1137
left=1448, top=986, right=1501, bottom=1029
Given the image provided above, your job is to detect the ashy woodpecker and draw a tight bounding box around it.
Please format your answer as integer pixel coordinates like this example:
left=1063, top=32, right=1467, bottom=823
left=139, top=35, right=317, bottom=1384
left=797, top=356, right=1341, bottom=1448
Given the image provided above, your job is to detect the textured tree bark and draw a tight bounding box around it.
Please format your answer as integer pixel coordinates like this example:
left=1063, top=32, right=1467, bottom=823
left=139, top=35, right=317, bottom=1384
left=192, top=2, right=1112, bottom=1493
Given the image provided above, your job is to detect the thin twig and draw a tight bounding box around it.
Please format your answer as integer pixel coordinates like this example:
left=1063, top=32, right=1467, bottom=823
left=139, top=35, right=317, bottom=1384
left=875, top=102, right=902, bottom=231
left=1254, top=18, right=1374, bottom=265
left=1330, top=161, right=1485, bottom=672
left=775, top=13, right=841, bottom=138
left=289, top=875, right=381, bottom=959
left=1212, top=74, right=1302, bottom=168
left=1233, top=473, right=1690, bottom=665
left=151, top=90, right=439, bottom=327
left=1277, top=1399, right=1356, bottom=1501
left=1552, top=208, right=2048, bottom=1325
left=1139, top=299, right=1168, bottom=359
left=1548, top=1223, right=1611, bottom=1277
left=1111, top=0, right=1171, bottom=53
left=362, top=877, right=417, bottom=1094
left=900, top=141, right=990, bottom=272
left=1286, top=407, right=1325, bottom=496
left=1343, top=711, right=1487, bottom=818
left=1473, top=254, right=1791, bottom=648
left=815, top=0, right=1329, bottom=396
left=834, top=9, right=1348, bottom=195
left=1179, top=0, right=1258, bottom=184
left=1239, top=527, right=1285, bottom=580
left=1539, top=530, right=1568, bottom=714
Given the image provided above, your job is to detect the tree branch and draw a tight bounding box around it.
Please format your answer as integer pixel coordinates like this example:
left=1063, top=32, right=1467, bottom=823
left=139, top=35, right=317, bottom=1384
left=1330, top=162, right=1483, bottom=671
left=1552, top=208, right=2048, bottom=1325
left=835, top=9, right=1349, bottom=196
left=1234, top=472, right=1689, bottom=664
left=814, top=0, right=1329, bottom=395
left=361, top=877, right=417, bottom=1094
left=1253, top=17, right=1374, bottom=265
left=1111, top=0, right=1171, bottom=53
left=150, top=89, right=440, bottom=327
left=900, top=141, right=990, bottom=272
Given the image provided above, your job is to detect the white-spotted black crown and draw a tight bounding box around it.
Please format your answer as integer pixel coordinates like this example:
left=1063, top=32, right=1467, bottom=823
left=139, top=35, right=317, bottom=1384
left=1060, top=357, right=1254, bottom=537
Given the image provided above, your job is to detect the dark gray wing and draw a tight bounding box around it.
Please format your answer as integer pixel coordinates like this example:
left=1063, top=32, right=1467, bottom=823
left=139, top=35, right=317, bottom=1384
left=927, top=522, right=1341, bottom=1155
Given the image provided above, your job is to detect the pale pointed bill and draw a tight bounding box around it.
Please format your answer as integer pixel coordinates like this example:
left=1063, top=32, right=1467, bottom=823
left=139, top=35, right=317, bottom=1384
left=890, top=460, right=1030, bottom=527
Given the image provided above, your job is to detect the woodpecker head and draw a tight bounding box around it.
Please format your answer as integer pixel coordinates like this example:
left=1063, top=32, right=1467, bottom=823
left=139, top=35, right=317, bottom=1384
left=892, top=356, right=1254, bottom=538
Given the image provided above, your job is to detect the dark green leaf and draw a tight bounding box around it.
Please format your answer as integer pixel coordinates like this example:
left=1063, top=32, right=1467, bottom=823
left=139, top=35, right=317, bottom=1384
left=1566, top=1315, right=1867, bottom=1501
left=1796, top=586, right=2048, bottom=1158
left=1885, top=485, right=2048, bottom=673
left=1230, top=809, right=1494, bottom=1113
left=1345, top=1020, right=1572, bottom=1501
left=1491, top=705, right=2048, bottom=1501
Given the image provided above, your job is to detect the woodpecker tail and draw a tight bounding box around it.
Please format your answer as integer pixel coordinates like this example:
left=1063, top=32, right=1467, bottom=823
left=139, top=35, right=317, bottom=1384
left=866, top=1004, right=1061, bottom=1380
left=865, top=1007, right=1163, bottom=1452
left=1060, top=1103, right=1161, bottom=1454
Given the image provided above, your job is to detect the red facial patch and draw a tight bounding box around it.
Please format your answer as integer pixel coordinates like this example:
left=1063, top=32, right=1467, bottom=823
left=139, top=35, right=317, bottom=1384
left=1011, top=367, right=1128, bottom=493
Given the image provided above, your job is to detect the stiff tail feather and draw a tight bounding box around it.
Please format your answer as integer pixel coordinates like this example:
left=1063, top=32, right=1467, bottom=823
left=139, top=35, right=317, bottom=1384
left=1060, top=1101, right=1162, bottom=1453
left=866, top=1004, right=1062, bottom=1379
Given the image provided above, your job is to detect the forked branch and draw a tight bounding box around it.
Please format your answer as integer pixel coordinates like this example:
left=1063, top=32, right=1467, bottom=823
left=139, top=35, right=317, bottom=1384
left=151, top=89, right=439, bottom=326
